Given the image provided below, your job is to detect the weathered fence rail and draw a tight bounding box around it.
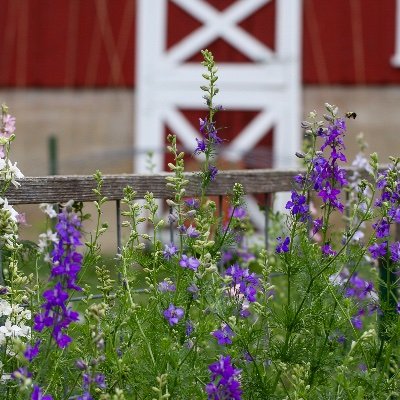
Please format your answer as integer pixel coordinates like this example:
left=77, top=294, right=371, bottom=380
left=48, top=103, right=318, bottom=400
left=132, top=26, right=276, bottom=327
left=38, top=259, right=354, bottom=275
left=5, top=167, right=372, bottom=204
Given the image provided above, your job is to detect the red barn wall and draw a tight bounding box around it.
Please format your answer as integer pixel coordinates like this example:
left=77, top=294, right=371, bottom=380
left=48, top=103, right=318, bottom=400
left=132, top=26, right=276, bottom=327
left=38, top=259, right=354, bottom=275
left=0, top=0, right=399, bottom=87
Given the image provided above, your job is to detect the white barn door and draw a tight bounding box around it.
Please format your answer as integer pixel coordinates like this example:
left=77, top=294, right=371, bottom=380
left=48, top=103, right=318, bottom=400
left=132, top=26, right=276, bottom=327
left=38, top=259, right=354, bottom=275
left=135, top=0, right=302, bottom=216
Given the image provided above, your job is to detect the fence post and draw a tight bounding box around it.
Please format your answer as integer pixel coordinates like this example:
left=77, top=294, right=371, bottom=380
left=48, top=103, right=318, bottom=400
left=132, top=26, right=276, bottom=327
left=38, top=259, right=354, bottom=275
left=48, top=135, right=58, bottom=175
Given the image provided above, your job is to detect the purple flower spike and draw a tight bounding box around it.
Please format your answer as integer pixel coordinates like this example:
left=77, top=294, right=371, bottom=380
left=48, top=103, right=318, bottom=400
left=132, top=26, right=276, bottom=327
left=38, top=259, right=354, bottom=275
left=351, top=316, right=363, bottom=330
left=163, top=243, right=178, bottom=260
left=321, top=243, right=337, bottom=257
left=212, top=323, right=235, bottom=345
left=158, top=279, right=176, bottom=292
left=286, top=191, right=309, bottom=221
left=276, top=236, right=290, bottom=254
left=163, top=304, right=184, bottom=326
left=179, top=254, right=200, bottom=271
left=369, top=242, right=387, bottom=259
left=205, top=355, right=242, bottom=400
left=372, top=218, right=390, bottom=238
left=33, top=205, right=83, bottom=349
left=185, top=198, right=200, bottom=209
left=318, top=182, right=341, bottom=204
left=231, top=206, right=247, bottom=219
left=313, top=217, right=323, bottom=235
left=225, top=264, right=259, bottom=302
left=209, top=165, right=218, bottom=181
left=31, top=385, right=53, bottom=400
left=194, top=138, right=207, bottom=154
left=186, top=225, right=200, bottom=238
left=24, top=340, right=41, bottom=362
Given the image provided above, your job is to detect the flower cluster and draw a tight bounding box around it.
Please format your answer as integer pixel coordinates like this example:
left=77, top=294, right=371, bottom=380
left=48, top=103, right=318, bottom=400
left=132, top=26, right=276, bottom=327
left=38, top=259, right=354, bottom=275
left=33, top=203, right=82, bottom=348
left=275, top=236, right=290, bottom=254
left=297, top=105, right=348, bottom=216
left=213, top=323, right=234, bottom=346
left=205, top=355, right=242, bottom=400
left=0, top=106, right=24, bottom=187
left=163, top=304, right=184, bottom=326
left=225, top=264, right=259, bottom=303
left=330, top=268, right=377, bottom=330
left=369, top=163, right=400, bottom=260
left=0, top=299, right=31, bottom=353
left=285, top=191, right=309, bottom=221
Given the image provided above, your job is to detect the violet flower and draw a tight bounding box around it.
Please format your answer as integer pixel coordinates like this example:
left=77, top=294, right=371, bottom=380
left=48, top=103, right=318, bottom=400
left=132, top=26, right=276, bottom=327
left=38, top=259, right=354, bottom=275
left=372, top=218, right=390, bottom=238
left=209, top=165, right=218, bottom=181
left=163, top=243, right=178, bottom=260
left=205, top=355, right=242, bottom=400
left=185, top=198, right=200, bottom=209
left=158, top=280, right=176, bottom=292
left=390, top=241, right=400, bottom=262
left=179, top=254, right=200, bottom=271
left=225, top=264, right=259, bottom=303
left=31, top=385, right=53, bottom=400
left=163, top=304, right=184, bottom=326
left=186, top=225, right=200, bottom=238
left=212, top=323, right=234, bottom=345
left=368, top=242, right=387, bottom=259
left=321, top=243, right=336, bottom=256
left=33, top=205, right=82, bottom=348
left=24, top=340, right=41, bottom=362
left=276, top=236, right=290, bottom=254
left=286, top=191, right=309, bottom=221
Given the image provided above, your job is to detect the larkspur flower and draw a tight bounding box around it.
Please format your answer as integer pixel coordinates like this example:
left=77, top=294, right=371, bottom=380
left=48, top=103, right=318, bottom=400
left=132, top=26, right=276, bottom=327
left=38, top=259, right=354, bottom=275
left=11, top=366, right=32, bottom=382
left=225, top=264, right=259, bottom=302
left=185, top=320, right=194, bottom=336
left=194, top=138, right=207, bottom=154
left=186, top=225, right=200, bottom=238
left=24, top=340, right=41, bottom=362
left=76, top=359, right=88, bottom=371
left=321, top=243, right=336, bottom=256
left=388, top=206, right=400, bottom=223
left=163, top=243, right=178, bottom=260
left=312, top=217, right=323, bottom=235
left=319, top=182, right=341, bottom=205
left=372, top=218, right=390, bottom=238
left=369, top=242, right=387, bottom=259
left=205, top=355, right=242, bottom=400
left=163, top=304, right=184, bottom=326
left=185, top=198, right=200, bottom=209
left=187, top=283, right=199, bottom=299
left=34, top=205, right=82, bottom=348
left=351, top=315, right=363, bottom=330
left=31, top=385, right=53, bottom=400
left=179, top=254, right=200, bottom=271
left=276, top=236, right=290, bottom=254
left=209, top=165, right=218, bottom=181
left=2, top=114, right=16, bottom=135
left=212, top=323, right=234, bottom=345
left=390, top=241, right=400, bottom=262
left=39, top=203, right=58, bottom=219
left=345, top=274, right=375, bottom=300
left=286, top=191, right=309, bottom=220
left=229, top=206, right=247, bottom=219
left=158, top=279, right=176, bottom=292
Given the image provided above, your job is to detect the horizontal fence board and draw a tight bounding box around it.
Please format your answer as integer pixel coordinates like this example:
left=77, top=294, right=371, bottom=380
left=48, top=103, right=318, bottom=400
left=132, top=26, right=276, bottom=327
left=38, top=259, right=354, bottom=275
left=3, top=167, right=373, bottom=204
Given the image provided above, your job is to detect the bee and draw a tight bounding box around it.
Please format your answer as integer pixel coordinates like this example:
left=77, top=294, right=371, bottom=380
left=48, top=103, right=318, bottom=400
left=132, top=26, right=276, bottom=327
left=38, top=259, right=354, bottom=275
left=345, top=112, right=357, bottom=119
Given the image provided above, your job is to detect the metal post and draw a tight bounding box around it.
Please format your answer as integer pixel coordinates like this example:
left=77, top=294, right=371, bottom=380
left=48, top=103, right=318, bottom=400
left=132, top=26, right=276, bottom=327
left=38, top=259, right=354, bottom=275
left=48, top=136, right=58, bottom=175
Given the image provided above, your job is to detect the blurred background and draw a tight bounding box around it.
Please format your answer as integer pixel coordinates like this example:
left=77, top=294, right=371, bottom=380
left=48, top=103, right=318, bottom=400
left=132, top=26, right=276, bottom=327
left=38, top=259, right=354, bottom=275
left=1, top=0, right=400, bottom=250
left=0, top=0, right=399, bottom=176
